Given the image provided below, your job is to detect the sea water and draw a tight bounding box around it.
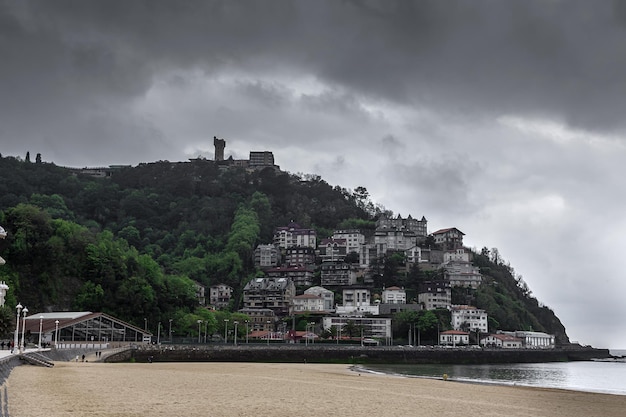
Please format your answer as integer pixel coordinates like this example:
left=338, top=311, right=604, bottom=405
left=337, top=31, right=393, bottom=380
left=361, top=349, right=626, bottom=396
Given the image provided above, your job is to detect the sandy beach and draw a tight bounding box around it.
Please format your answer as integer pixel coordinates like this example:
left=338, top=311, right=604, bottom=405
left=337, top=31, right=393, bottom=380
left=6, top=361, right=626, bottom=417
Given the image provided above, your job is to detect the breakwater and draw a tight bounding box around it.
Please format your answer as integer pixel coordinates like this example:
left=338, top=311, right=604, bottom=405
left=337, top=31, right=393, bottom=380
left=109, top=343, right=611, bottom=365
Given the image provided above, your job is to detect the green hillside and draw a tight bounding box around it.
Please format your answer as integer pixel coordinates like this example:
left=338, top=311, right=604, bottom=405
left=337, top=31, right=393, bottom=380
left=0, top=154, right=568, bottom=343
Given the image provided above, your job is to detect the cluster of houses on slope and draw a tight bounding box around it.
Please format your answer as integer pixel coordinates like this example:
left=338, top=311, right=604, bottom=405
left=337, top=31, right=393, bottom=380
left=198, top=215, right=555, bottom=348
left=53, top=132, right=556, bottom=349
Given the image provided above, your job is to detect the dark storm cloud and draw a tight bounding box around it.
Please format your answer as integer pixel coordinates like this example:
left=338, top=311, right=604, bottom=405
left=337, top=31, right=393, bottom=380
left=4, top=0, right=626, bottom=138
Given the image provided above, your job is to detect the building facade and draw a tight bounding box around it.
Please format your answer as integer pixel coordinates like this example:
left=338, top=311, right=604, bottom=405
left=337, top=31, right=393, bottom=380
left=450, top=305, right=488, bottom=333
left=209, top=284, right=233, bottom=309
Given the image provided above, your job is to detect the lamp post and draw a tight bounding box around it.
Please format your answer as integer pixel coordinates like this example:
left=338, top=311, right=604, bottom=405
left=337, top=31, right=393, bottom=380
left=14, top=303, right=22, bottom=353
left=55, top=320, right=59, bottom=348
left=20, top=307, right=28, bottom=352
left=245, top=320, right=249, bottom=344
left=224, top=319, right=229, bottom=344
left=305, top=323, right=309, bottom=346
left=267, top=320, right=271, bottom=345
left=144, top=318, right=147, bottom=332
left=233, top=321, right=239, bottom=346
left=310, top=322, right=316, bottom=345
left=204, top=320, right=208, bottom=343
left=169, top=319, right=173, bottom=343
left=38, top=315, right=44, bottom=349
left=197, top=320, right=202, bottom=343
left=157, top=322, right=161, bottom=345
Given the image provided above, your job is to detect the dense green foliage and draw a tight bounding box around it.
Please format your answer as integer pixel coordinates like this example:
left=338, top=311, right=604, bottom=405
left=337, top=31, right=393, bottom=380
left=0, top=155, right=568, bottom=343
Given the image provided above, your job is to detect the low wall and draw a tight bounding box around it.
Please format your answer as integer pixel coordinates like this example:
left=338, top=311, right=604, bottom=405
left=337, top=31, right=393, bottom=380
left=115, top=344, right=611, bottom=365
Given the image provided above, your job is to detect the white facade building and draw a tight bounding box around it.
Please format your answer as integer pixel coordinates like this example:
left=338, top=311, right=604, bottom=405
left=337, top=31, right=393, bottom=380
left=480, top=334, right=523, bottom=348
left=505, top=331, right=555, bottom=349
left=439, top=330, right=470, bottom=346
left=304, top=286, right=335, bottom=311
left=450, top=305, right=488, bottom=333
left=332, top=229, right=365, bottom=255
left=292, top=294, right=325, bottom=313
left=322, top=316, right=391, bottom=340
left=381, top=286, right=406, bottom=304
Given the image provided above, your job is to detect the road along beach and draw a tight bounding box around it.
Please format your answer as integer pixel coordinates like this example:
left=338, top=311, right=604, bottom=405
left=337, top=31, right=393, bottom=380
left=7, top=361, right=626, bottom=417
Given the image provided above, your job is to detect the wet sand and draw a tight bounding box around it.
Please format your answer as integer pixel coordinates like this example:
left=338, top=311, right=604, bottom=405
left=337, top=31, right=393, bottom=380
left=7, top=361, right=626, bottom=416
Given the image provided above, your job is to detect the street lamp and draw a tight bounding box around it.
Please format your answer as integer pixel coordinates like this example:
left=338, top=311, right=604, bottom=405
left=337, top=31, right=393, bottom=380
left=38, top=315, right=44, bottom=349
left=144, top=318, right=147, bottom=332
left=14, top=303, right=22, bottom=353
left=197, top=320, right=202, bottom=343
left=310, top=322, right=316, bottom=345
left=157, top=322, right=161, bottom=345
left=169, top=319, right=173, bottom=343
left=305, top=323, right=309, bottom=346
left=224, top=319, right=229, bottom=344
left=245, top=320, right=249, bottom=344
left=233, top=321, right=239, bottom=346
left=266, top=320, right=271, bottom=345
left=20, top=307, right=28, bottom=352
left=55, top=320, right=59, bottom=348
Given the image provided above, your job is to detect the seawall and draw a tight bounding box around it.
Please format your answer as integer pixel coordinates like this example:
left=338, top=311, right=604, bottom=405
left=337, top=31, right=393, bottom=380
left=109, top=344, right=611, bottom=365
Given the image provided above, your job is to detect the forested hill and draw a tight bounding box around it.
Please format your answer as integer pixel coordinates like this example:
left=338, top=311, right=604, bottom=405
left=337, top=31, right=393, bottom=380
left=0, top=155, right=569, bottom=344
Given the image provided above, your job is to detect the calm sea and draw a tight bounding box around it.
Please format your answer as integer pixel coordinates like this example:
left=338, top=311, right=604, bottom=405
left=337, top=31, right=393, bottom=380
left=361, top=349, right=626, bottom=396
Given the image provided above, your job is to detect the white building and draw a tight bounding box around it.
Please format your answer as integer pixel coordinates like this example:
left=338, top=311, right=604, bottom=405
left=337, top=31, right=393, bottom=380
left=273, top=223, right=316, bottom=249
left=335, top=287, right=379, bottom=315
left=254, top=244, right=279, bottom=268
left=381, top=286, right=406, bottom=304
left=322, top=316, right=391, bottom=340
left=504, top=331, right=555, bottom=349
left=439, top=330, right=470, bottom=346
left=292, top=294, right=325, bottom=313
left=480, top=334, right=523, bottom=348
left=450, top=305, right=488, bottom=333
left=443, top=261, right=483, bottom=289
left=332, top=229, right=365, bottom=255
left=443, top=248, right=471, bottom=263
left=304, top=286, right=335, bottom=311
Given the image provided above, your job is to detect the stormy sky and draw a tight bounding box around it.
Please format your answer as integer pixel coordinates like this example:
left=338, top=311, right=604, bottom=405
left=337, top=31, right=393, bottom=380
left=2, top=1, right=626, bottom=348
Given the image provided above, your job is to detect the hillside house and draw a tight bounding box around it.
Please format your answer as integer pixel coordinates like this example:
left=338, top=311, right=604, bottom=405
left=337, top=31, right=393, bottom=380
left=209, top=284, right=233, bottom=309
left=417, top=280, right=451, bottom=310
left=381, top=286, right=406, bottom=304
left=265, top=265, right=315, bottom=287
left=242, top=277, right=296, bottom=316
left=431, top=227, right=465, bottom=251
left=273, top=222, right=316, bottom=250
left=292, top=293, right=325, bottom=313
left=284, top=246, right=316, bottom=267
left=320, top=261, right=357, bottom=287
left=450, top=305, right=488, bottom=333
left=318, top=238, right=348, bottom=262
left=304, top=286, right=335, bottom=311
left=332, top=229, right=365, bottom=255
left=254, top=244, right=280, bottom=269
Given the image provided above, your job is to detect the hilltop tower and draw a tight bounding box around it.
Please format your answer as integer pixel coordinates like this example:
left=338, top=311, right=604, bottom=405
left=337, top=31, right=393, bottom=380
left=214, top=136, right=226, bottom=161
